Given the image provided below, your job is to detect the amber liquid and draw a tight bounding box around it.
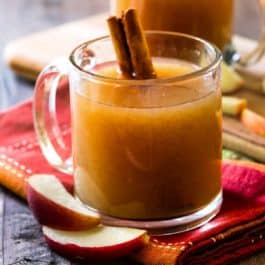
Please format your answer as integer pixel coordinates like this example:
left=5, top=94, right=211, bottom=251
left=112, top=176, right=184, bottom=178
left=72, top=61, right=222, bottom=220
left=112, top=0, right=234, bottom=50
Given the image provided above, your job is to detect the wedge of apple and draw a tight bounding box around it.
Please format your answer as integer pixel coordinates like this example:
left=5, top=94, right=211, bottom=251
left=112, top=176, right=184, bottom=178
left=27, top=174, right=100, bottom=230
left=221, top=62, right=244, bottom=93
left=43, top=225, right=149, bottom=260
left=241, top=109, right=265, bottom=137
left=222, top=96, right=247, bottom=116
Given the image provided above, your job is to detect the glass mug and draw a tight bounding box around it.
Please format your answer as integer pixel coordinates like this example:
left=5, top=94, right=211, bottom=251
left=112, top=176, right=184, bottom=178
left=111, top=0, right=265, bottom=66
left=33, top=32, right=222, bottom=234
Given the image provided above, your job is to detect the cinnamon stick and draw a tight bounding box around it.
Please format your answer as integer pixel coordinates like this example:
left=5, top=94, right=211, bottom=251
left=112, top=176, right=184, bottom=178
left=107, top=9, right=156, bottom=79
left=122, top=9, right=156, bottom=79
left=107, top=16, right=134, bottom=79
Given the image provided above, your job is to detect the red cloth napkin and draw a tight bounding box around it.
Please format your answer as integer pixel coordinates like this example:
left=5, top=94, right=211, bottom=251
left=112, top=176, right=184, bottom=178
left=134, top=161, right=265, bottom=265
left=1, top=79, right=265, bottom=265
left=0, top=79, right=72, bottom=197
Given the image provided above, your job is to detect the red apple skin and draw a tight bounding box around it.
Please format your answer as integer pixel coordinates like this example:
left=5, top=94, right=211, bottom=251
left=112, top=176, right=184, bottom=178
left=44, top=232, right=149, bottom=261
left=223, top=159, right=265, bottom=172
left=27, top=184, right=100, bottom=231
left=241, top=109, right=265, bottom=137
left=222, top=159, right=265, bottom=200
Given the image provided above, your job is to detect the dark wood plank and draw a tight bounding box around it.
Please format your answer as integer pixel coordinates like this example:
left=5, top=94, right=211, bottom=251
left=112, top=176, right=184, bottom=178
left=1, top=192, right=137, bottom=265
left=237, top=254, right=265, bottom=265
left=2, top=190, right=70, bottom=265
left=0, top=0, right=109, bottom=46
left=0, top=0, right=109, bottom=111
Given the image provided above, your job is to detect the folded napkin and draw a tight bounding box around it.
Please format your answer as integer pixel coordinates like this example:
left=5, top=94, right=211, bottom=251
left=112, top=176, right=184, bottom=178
left=135, top=160, right=265, bottom=265
left=1, top=81, right=265, bottom=265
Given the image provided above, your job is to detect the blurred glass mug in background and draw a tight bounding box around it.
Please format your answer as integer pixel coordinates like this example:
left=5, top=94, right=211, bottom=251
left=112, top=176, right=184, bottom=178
left=111, top=0, right=265, bottom=66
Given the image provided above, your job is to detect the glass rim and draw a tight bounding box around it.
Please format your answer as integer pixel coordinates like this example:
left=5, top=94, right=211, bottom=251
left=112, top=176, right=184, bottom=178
left=69, top=31, right=222, bottom=84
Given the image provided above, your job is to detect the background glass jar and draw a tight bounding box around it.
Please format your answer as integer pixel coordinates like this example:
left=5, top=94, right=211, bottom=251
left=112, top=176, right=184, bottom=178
left=111, top=0, right=265, bottom=66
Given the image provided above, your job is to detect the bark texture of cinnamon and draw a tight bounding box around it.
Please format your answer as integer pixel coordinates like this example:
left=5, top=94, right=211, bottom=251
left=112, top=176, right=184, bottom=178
left=107, top=9, right=156, bottom=80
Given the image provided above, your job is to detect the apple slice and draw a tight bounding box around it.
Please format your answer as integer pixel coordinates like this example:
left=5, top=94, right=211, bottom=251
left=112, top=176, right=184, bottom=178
left=222, top=96, right=247, bottom=116
left=43, top=225, right=149, bottom=260
left=241, top=109, right=265, bottom=137
left=221, top=62, right=244, bottom=93
left=27, top=174, right=100, bottom=230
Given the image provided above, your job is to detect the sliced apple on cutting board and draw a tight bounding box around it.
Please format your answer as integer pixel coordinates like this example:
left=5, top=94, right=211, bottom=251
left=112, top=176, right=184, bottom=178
left=222, top=96, right=247, bottom=116
left=27, top=174, right=100, bottom=230
left=241, top=109, right=265, bottom=137
left=43, top=225, right=149, bottom=260
left=221, top=62, right=244, bottom=93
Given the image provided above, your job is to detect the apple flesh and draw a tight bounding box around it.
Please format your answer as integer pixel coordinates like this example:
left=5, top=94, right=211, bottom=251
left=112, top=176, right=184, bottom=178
left=241, top=109, right=265, bottom=137
left=222, top=96, right=247, bottom=116
left=27, top=174, right=100, bottom=230
left=221, top=62, right=244, bottom=93
left=43, top=225, right=149, bottom=260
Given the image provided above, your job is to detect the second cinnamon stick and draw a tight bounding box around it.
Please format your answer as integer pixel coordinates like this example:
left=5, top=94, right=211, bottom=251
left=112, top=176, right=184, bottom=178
left=107, top=16, right=134, bottom=79
left=122, top=9, right=156, bottom=79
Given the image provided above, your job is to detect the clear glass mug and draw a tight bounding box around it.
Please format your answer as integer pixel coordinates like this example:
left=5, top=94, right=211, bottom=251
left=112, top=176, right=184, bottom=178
left=111, top=0, right=265, bottom=66
left=33, top=32, right=222, bottom=234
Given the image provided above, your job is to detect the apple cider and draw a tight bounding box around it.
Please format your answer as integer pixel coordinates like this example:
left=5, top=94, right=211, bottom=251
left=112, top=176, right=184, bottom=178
left=111, top=0, right=234, bottom=50
left=72, top=59, right=222, bottom=220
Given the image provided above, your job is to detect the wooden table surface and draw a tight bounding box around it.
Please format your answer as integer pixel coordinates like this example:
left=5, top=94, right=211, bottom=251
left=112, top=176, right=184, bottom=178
left=0, top=0, right=265, bottom=264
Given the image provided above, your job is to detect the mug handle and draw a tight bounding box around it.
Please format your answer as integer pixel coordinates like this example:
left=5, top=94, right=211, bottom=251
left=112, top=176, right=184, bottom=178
left=225, top=0, right=265, bottom=66
left=33, top=58, right=73, bottom=175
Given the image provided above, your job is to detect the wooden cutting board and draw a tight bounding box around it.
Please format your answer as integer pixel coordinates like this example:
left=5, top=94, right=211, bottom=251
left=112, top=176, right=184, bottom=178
left=3, top=13, right=265, bottom=162
left=4, top=14, right=108, bottom=80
